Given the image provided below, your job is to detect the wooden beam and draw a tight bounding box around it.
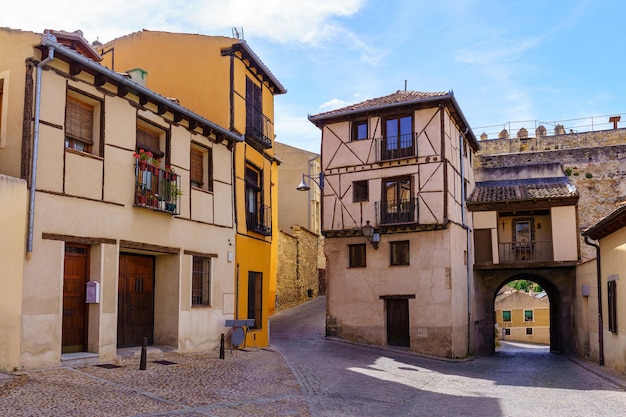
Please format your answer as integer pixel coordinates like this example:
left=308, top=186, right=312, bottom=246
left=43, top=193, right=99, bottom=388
left=42, top=233, right=117, bottom=245
left=94, top=74, right=107, bottom=87
left=138, top=94, right=149, bottom=106
left=120, top=240, right=179, bottom=254
left=173, top=112, right=183, bottom=123
left=69, top=62, right=82, bottom=76
left=157, top=103, right=167, bottom=115
left=117, top=85, right=129, bottom=97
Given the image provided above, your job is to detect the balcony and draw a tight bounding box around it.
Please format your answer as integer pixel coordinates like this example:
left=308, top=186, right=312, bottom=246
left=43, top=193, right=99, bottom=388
left=134, top=160, right=181, bottom=214
left=498, top=241, right=553, bottom=263
left=246, top=104, right=273, bottom=149
left=246, top=202, right=272, bottom=236
left=376, top=198, right=418, bottom=225
left=375, top=133, right=417, bottom=161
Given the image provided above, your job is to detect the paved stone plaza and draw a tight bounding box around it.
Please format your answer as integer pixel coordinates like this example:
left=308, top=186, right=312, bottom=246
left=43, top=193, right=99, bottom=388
left=1, top=296, right=625, bottom=416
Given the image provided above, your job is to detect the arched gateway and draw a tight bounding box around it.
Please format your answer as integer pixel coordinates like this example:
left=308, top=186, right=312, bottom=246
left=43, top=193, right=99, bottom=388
left=475, top=268, right=576, bottom=353
left=468, top=163, right=580, bottom=355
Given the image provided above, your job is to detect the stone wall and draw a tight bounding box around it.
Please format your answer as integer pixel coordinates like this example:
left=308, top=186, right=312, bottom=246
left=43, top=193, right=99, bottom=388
left=476, top=129, right=626, bottom=260
left=276, top=226, right=321, bottom=311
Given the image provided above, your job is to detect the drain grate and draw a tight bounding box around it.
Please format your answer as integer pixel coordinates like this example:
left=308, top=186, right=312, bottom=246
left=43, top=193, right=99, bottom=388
left=153, top=360, right=177, bottom=365
left=94, top=364, right=123, bottom=369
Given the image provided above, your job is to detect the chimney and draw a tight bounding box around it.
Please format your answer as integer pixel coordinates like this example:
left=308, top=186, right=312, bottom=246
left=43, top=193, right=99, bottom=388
left=127, top=68, right=148, bottom=87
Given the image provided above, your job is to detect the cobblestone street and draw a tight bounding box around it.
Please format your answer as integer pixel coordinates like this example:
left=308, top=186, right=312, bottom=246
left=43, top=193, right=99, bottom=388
left=1, top=296, right=625, bottom=416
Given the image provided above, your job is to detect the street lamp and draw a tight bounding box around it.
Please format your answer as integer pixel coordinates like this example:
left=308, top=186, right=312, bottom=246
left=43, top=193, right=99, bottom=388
left=296, top=172, right=324, bottom=191
left=361, top=220, right=380, bottom=249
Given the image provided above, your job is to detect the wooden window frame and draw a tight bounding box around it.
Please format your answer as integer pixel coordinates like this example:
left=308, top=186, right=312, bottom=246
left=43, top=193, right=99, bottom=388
left=192, top=256, right=211, bottom=307
left=353, top=180, right=368, bottom=202
left=390, top=240, right=410, bottom=266
left=190, top=144, right=213, bottom=192
left=65, top=89, right=102, bottom=156
left=349, top=244, right=366, bottom=268
left=608, top=280, right=617, bottom=333
left=352, top=120, right=368, bottom=141
left=524, top=309, right=533, bottom=322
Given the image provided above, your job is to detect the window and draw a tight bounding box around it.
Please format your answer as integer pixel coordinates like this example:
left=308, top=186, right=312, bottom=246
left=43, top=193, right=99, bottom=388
left=526, top=328, right=533, bottom=335
left=136, top=121, right=165, bottom=162
left=349, top=244, right=366, bottom=268
left=504, top=328, right=511, bottom=336
left=390, top=241, right=410, bottom=265
left=0, top=76, right=5, bottom=146
left=524, top=310, right=533, bottom=321
left=608, top=280, right=617, bottom=333
left=352, top=120, right=368, bottom=141
left=245, top=164, right=270, bottom=234
left=502, top=310, right=511, bottom=322
left=353, top=180, right=368, bottom=202
left=248, top=272, right=262, bottom=329
left=190, top=145, right=213, bottom=192
left=65, top=90, right=102, bottom=155
left=192, top=257, right=211, bottom=306
left=381, top=176, right=415, bottom=224
left=246, top=77, right=271, bottom=147
left=383, top=115, right=414, bottom=159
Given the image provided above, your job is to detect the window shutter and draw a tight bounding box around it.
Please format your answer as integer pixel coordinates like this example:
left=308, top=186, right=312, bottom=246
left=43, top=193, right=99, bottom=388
left=190, top=148, right=204, bottom=185
left=66, top=97, right=94, bottom=144
left=136, top=127, right=163, bottom=157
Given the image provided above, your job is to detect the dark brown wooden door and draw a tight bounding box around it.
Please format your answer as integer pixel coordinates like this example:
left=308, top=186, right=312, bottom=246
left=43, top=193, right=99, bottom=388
left=118, top=254, right=154, bottom=348
left=474, top=229, right=493, bottom=264
left=386, top=298, right=410, bottom=347
left=62, top=245, right=89, bottom=353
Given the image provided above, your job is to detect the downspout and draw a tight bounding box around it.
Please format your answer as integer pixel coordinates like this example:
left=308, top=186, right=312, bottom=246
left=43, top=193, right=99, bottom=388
left=460, top=128, right=472, bottom=355
left=584, top=235, right=604, bottom=366
left=27, top=34, right=56, bottom=254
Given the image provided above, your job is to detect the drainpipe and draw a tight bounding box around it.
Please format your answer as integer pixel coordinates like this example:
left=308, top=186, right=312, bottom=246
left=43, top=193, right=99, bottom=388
left=460, top=128, right=472, bottom=355
left=584, top=235, right=604, bottom=366
left=27, top=34, right=56, bottom=254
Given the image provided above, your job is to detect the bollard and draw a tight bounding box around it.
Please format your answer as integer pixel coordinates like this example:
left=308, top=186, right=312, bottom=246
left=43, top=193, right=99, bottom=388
left=139, top=336, right=147, bottom=370
left=219, top=333, right=225, bottom=359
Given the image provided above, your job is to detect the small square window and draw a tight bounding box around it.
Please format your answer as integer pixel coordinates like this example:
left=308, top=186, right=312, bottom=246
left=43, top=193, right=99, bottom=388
left=524, top=310, right=533, bottom=321
left=502, top=310, right=511, bottom=322
left=349, top=244, right=366, bottom=268
left=526, top=328, right=533, bottom=335
left=390, top=241, right=410, bottom=265
left=353, top=180, right=368, bottom=202
left=352, top=120, right=368, bottom=141
left=504, top=328, right=511, bottom=336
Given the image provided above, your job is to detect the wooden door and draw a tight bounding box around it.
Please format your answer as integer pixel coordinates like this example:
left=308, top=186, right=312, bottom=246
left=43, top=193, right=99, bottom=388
left=118, top=254, right=154, bottom=347
left=474, top=229, right=493, bottom=264
left=386, top=298, right=410, bottom=347
left=62, top=245, right=89, bottom=353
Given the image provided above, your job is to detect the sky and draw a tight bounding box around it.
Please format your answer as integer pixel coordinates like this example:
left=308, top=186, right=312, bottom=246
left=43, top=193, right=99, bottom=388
left=2, top=0, right=625, bottom=153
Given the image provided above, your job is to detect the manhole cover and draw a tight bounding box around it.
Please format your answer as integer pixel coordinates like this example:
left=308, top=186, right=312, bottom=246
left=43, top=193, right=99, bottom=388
left=153, top=360, right=177, bottom=365
left=94, top=364, right=123, bottom=369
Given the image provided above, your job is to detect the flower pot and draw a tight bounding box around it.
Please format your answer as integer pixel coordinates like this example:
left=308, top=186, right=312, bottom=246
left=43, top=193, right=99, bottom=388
left=137, top=195, right=147, bottom=205
left=138, top=160, right=148, bottom=171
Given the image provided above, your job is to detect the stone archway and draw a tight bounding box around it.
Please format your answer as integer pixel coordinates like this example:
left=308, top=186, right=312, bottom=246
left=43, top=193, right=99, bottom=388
left=474, top=267, right=576, bottom=354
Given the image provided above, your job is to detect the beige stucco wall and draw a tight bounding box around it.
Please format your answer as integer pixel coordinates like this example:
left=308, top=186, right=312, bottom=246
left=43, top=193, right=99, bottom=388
left=574, top=259, right=598, bottom=360
left=0, top=175, right=27, bottom=370
left=598, top=228, right=626, bottom=373
left=551, top=206, right=578, bottom=261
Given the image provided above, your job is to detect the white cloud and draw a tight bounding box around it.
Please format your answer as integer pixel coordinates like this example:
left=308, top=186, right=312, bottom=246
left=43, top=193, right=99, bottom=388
left=319, top=98, right=351, bottom=111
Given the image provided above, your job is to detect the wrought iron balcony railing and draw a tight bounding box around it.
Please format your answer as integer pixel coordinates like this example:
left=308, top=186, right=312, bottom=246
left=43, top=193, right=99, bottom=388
left=498, top=241, right=553, bottom=263
left=246, top=104, right=273, bottom=148
left=375, top=132, right=417, bottom=161
left=134, top=160, right=181, bottom=215
left=376, top=198, right=418, bottom=225
left=246, top=202, right=272, bottom=236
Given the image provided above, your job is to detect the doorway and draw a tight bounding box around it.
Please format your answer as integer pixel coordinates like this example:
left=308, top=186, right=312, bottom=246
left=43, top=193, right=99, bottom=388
left=386, top=298, right=410, bottom=347
left=118, top=254, right=154, bottom=347
left=62, top=244, right=89, bottom=353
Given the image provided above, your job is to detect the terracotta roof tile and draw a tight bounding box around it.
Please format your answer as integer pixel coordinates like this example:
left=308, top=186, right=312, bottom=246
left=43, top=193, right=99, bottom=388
left=468, top=180, right=577, bottom=204
left=311, top=90, right=451, bottom=119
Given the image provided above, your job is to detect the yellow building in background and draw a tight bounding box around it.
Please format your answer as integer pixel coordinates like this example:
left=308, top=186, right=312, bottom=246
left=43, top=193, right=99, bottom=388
left=99, top=30, right=286, bottom=347
left=495, top=290, right=550, bottom=345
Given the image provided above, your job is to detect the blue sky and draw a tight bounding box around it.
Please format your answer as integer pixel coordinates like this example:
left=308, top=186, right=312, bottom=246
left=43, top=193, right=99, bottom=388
left=2, top=0, right=624, bottom=152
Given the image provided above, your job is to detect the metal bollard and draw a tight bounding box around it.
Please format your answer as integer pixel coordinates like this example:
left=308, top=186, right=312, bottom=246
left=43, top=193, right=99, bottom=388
left=139, top=336, right=147, bottom=370
left=219, top=333, right=225, bottom=359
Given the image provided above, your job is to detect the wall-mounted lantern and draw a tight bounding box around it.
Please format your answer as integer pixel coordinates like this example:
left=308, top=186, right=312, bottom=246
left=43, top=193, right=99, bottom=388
left=362, top=220, right=379, bottom=249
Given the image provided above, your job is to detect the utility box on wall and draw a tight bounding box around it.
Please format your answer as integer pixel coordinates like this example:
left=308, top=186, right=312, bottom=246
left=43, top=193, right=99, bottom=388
left=86, top=281, right=100, bottom=303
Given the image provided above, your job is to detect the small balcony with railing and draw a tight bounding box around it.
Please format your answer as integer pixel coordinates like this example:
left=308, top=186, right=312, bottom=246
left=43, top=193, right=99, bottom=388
left=134, top=160, right=182, bottom=214
left=375, top=198, right=418, bottom=225
left=246, top=104, right=273, bottom=149
left=375, top=132, right=417, bottom=161
left=497, top=241, right=553, bottom=263
left=246, top=202, right=272, bottom=236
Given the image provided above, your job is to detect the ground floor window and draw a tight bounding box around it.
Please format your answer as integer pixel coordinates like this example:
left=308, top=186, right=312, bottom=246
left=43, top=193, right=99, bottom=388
left=526, top=328, right=533, bottom=335
left=504, top=328, right=511, bottom=336
left=608, top=280, right=617, bottom=332
left=192, top=256, right=211, bottom=306
left=248, top=272, right=262, bottom=329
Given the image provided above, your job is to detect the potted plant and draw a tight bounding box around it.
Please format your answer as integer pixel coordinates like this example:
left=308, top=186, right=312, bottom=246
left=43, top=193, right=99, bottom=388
left=167, top=182, right=183, bottom=212
left=133, top=149, right=152, bottom=171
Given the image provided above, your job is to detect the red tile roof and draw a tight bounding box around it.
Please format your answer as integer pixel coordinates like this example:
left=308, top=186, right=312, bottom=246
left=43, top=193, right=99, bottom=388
left=468, top=180, right=578, bottom=205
